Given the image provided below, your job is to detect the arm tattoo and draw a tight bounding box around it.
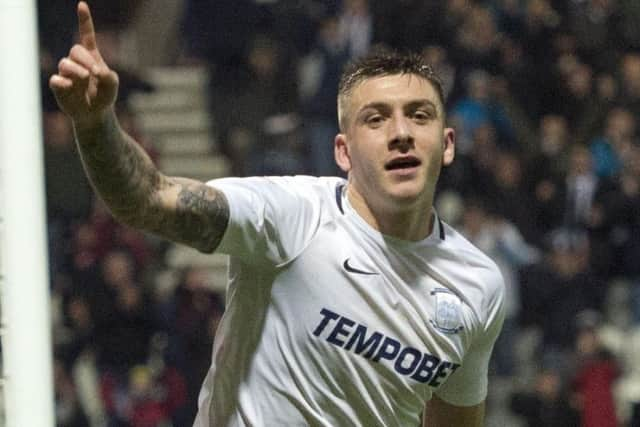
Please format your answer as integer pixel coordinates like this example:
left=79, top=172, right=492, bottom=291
left=74, top=113, right=230, bottom=253
left=157, top=181, right=230, bottom=253
left=75, top=113, right=159, bottom=222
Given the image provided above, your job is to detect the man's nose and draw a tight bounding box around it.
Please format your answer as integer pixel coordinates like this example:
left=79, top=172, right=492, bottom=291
left=388, top=116, right=413, bottom=151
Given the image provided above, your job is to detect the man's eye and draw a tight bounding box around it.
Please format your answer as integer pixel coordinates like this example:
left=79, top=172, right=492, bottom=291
left=413, top=111, right=431, bottom=121
left=367, top=115, right=384, bottom=125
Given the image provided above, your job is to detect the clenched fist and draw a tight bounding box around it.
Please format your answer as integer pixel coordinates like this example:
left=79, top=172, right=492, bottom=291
left=49, top=2, right=119, bottom=128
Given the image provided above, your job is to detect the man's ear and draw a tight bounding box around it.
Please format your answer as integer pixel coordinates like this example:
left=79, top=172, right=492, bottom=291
left=335, top=133, right=352, bottom=172
left=442, top=127, right=455, bottom=166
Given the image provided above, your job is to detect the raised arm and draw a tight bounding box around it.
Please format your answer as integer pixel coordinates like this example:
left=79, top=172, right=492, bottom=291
left=49, top=2, right=229, bottom=253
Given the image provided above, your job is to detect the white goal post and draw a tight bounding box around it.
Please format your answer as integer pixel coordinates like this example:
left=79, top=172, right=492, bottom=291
left=0, top=0, right=55, bottom=426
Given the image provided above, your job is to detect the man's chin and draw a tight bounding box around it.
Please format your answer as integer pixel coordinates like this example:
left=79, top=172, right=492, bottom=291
left=384, top=184, right=427, bottom=207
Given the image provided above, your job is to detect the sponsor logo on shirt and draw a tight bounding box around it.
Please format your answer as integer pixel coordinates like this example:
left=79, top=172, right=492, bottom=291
left=313, top=308, right=460, bottom=387
left=343, top=258, right=378, bottom=275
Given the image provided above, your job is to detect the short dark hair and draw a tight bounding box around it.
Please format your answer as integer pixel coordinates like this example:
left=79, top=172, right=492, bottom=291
left=337, top=48, right=445, bottom=131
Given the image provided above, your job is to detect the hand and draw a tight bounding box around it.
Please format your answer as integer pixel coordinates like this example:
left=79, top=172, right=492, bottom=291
left=49, top=2, right=119, bottom=128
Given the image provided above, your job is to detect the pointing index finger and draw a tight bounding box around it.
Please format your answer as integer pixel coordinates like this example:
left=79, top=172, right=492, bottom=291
left=77, top=1, right=97, bottom=51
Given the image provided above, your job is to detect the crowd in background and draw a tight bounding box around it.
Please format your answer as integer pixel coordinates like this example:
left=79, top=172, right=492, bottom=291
left=34, top=0, right=640, bottom=426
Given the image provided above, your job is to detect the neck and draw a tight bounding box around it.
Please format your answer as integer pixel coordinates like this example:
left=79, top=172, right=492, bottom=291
left=346, top=185, right=435, bottom=241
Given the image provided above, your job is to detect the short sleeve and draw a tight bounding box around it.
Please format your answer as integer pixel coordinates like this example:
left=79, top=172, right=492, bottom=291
left=434, top=266, right=505, bottom=406
left=207, top=176, right=327, bottom=266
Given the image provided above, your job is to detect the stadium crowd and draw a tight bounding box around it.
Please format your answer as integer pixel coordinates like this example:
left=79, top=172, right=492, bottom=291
left=36, top=0, right=640, bottom=425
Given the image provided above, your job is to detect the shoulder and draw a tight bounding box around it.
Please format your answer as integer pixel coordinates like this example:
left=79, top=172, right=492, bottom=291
left=207, top=175, right=345, bottom=200
left=207, top=176, right=347, bottom=262
left=441, top=222, right=503, bottom=286
left=206, top=175, right=347, bottom=226
left=439, top=222, right=505, bottom=323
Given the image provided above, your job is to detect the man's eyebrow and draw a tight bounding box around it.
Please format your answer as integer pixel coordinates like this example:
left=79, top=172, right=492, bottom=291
left=358, top=99, right=439, bottom=113
left=357, top=102, right=392, bottom=114
left=404, top=99, right=438, bottom=111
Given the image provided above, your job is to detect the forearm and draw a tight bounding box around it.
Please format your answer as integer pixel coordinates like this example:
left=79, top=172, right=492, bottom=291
left=73, top=110, right=165, bottom=227
left=73, top=110, right=230, bottom=253
left=51, top=2, right=229, bottom=253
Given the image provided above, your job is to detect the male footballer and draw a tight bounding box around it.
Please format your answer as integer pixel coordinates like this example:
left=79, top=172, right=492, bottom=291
left=50, top=3, right=505, bottom=425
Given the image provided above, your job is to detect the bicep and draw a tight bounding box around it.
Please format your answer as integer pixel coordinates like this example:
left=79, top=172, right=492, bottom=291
left=144, top=175, right=230, bottom=253
left=422, top=395, right=485, bottom=427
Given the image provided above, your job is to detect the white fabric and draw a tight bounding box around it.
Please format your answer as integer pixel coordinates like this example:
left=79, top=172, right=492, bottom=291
left=194, top=176, right=505, bottom=427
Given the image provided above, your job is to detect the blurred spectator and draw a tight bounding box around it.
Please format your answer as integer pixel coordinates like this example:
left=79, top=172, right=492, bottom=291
left=71, top=198, right=154, bottom=277
left=589, top=107, right=636, bottom=179
left=488, top=149, right=540, bottom=242
left=299, top=14, right=349, bottom=176
left=567, top=0, right=621, bottom=70
left=211, top=34, right=299, bottom=176
left=494, top=36, right=542, bottom=121
left=451, top=5, right=502, bottom=75
left=56, top=293, right=95, bottom=369
left=556, top=59, right=605, bottom=143
left=461, top=197, right=540, bottom=376
left=438, top=0, right=474, bottom=49
left=92, top=250, right=155, bottom=371
left=161, top=267, right=224, bottom=422
left=493, top=0, right=525, bottom=41
left=572, top=314, right=619, bottom=427
left=509, top=368, right=580, bottom=427
left=338, top=0, right=373, bottom=60
left=421, top=45, right=456, bottom=105
left=536, top=114, right=572, bottom=177
left=589, top=143, right=640, bottom=278
left=100, top=356, right=187, bottom=427
left=519, top=229, right=604, bottom=361
left=614, top=327, right=640, bottom=425
left=54, top=357, right=90, bottom=427
left=563, top=144, right=617, bottom=230
left=44, top=111, right=94, bottom=277
left=529, top=115, right=572, bottom=238
left=440, top=122, right=499, bottom=197
left=520, top=0, right=562, bottom=67
left=128, top=364, right=171, bottom=427
left=69, top=220, right=103, bottom=291
left=449, top=69, right=515, bottom=154
left=252, top=114, right=307, bottom=176
left=618, top=52, right=640, bottom=128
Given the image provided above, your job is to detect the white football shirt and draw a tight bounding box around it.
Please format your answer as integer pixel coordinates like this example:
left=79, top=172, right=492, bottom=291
left=194, top=176, right=505, bottom=427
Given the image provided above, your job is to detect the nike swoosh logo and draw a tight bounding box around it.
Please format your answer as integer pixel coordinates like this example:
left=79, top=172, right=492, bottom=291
left=343, top=258, right=378, bottom=275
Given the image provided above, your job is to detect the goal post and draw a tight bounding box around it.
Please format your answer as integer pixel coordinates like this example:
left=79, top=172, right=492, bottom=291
left=0, top=0, right=55, bottom=426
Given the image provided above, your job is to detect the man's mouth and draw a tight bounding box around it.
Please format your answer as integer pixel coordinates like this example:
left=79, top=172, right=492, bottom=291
left=384, top=156, right=422, bottom=171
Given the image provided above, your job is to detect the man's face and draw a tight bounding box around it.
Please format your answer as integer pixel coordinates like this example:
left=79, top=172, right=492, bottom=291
left=335, top=74, right=454, bottom=209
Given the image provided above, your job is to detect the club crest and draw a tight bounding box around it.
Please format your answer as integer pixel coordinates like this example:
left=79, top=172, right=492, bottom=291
left=429, top=288, right=464, bottom=334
